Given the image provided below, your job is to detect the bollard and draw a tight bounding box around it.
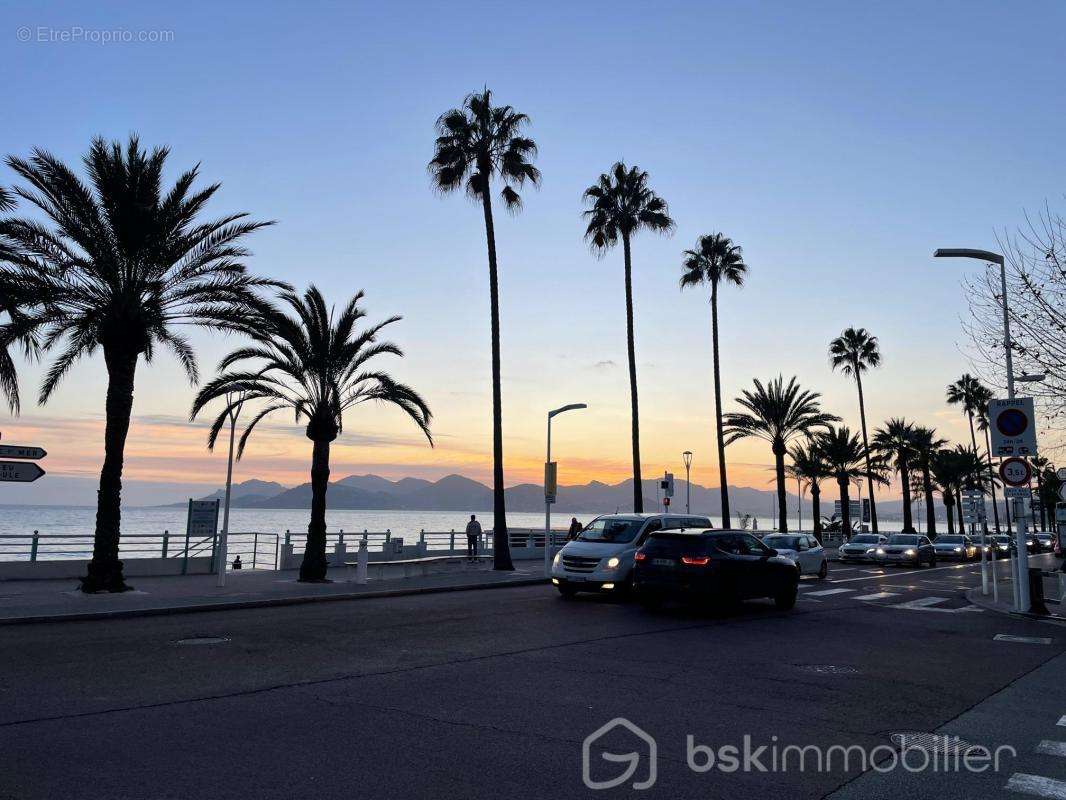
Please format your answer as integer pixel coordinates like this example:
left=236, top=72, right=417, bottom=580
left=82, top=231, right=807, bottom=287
left=450, top=530, right=455, bottom=554
left=1029, top=568, right=1049, bottom=615
left=355, top=537, right=369, bottom=584
left=30, top=530, right=39, bottom=562
left=161, top=529, right=170, bottom=559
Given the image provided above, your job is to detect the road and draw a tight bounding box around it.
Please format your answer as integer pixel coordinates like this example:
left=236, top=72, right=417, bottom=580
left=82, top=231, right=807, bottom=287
left=2, top=554, right=1065, bottom=799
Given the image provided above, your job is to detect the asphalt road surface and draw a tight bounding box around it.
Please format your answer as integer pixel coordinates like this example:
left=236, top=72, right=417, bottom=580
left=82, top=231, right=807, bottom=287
left=2, top=554, right=1065, bottom=800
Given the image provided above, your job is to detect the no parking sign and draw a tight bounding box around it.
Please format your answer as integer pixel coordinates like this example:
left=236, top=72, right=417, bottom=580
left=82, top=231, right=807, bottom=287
left=989, top=397, right=1038, bottom=457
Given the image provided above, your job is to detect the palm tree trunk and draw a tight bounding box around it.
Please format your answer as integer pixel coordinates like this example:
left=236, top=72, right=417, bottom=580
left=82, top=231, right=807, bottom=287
left=838, top=477, right=851, bottom=539
left=922, top=462, right=936, bottom=536
left=955, top=486, right=964, bottom=530
left=622, top=232, right=643, bottom=513
left=82, top=346, right=138, bottom=593
left=773, top=442, right=788, bottom=532
left=982, top=426, right=1002, bottom=535
left=300, top=438, right=331, bottom=581
left=709, top=283, right=730, bottom=527
left=480, top=189, right=512, bottom=570
left=811, top=483, right=822, bottom=538
left=943, top=492, right=955, bottom=535
left=853, top=370, right=878, bottom=533
left=900, top=460, right=914, bottom=532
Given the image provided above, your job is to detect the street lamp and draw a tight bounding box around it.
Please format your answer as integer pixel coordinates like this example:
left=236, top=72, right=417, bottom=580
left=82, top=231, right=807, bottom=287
left=682, top=451, right=693, bottom=514
left=934, top=247, right=1030, bottom=611
left=933, top=248, right=1015, bottom=398
left=545, top=403, right=587, bottom=576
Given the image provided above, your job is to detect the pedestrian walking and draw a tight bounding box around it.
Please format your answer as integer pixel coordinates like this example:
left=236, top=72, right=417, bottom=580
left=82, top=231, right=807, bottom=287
left=465, top=514, right=482, bottom=562
left=567, top=517, right=583, bottom=541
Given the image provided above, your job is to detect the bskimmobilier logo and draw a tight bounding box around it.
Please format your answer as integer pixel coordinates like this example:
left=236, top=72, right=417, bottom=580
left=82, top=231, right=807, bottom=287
left=582, top=717, right=657, bottom=790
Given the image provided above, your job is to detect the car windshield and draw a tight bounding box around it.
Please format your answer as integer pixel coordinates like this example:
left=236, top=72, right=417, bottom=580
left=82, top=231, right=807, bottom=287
left=578, top=518, right=643, bottom=543
left=1037, top=534, right=1052, bottom=539
left=763, top=535, right=802, bottom=550
left=887, top=535, right=919, bottom=545
left=939, top=536, right=964, bottom=544
left=993, top=536, right=1010, bottom=544
left=851, top=535, right=879, bottom=544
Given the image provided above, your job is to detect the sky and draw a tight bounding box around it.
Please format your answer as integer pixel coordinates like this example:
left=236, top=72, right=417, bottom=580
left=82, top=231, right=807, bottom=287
left=2, top=0, right=1064, bottom=505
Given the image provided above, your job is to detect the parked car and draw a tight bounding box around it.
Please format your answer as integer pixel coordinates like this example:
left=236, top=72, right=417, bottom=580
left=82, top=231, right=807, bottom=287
left=633, top=529, right=800, bottom=611
left=932, top=534, right=976, bottom=561
left=990, top=535, right=1013, bottom=557
left=1035, top=533, right=1054, bottom=553
left=838, top=533, right=887, bottom=563
left=550, top=513, right=712, bottom=597
left=875, top=534, right=936, bottom=567
left=761, top=533, right=828, bottom=578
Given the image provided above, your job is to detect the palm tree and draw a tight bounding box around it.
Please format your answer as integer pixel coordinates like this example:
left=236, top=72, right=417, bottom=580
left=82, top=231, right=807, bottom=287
left=973, top=385, right=1007, bottom=534
left=828, top=328, right=882, bottom=533
left=723, top=375, right=838, bottom=531
left=429, top=88, right=539, bottom=570
left=0, top=136, right=278, bottom=592
left=930, top=448, right=966, bottom=535
left=0, top=187, right=12, bottom=212
left=679, top=233, right=747, bottom=527
left=871, top=418, right=918, bottom=532
left=815, top=426, right=881, bottom=539
left=191, top=286, right=433, bottom=582
left=0, top=185, right=22, bottom=411
left=911, top=426, right=946, bottom=536
left=1032, top=454, right=1051, bottom=531
left=583, top=162, right=674, bottom=512
left=786, top=440, right=830, bottom=537
left=948, top=375, right=1002, bottom=535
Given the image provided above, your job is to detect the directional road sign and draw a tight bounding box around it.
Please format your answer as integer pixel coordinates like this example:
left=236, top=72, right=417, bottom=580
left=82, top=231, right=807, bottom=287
left=0, top=444, right=46, bottom=460
left=0, top=461, right=45, bottom=482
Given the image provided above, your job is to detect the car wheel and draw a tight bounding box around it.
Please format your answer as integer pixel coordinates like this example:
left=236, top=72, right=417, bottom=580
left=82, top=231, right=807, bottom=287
left=817, top=560, right=828, bottom=579
left=774, top=586, right=797, bottom=611
left=929, top=556, right=936, bottom=568
left=556, top=583, right=578, bottom=599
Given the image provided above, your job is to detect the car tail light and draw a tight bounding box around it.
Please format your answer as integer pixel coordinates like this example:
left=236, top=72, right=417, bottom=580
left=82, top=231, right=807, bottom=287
left=681, top=555, right=710, bottom=566
left=634, top=551, right=647, bottom=562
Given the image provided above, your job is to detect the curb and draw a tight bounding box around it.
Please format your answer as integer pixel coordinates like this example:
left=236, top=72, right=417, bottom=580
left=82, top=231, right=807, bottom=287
left=0, top=576, right=549, bottom=626
left=965, top=586, right=1066, bottom=622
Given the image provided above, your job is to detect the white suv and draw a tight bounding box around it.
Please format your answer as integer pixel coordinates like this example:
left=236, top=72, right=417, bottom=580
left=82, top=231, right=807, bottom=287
left=551, top=513, right=712, bottom=597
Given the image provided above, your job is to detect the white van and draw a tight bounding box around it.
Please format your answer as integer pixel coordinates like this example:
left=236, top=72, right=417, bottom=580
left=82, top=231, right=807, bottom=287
left=550, top=513, right=713, bottom=597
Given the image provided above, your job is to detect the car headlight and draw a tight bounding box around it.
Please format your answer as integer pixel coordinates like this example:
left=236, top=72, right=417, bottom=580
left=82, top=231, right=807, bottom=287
left=875, top=548, right=885, bottom=555
left=904, top=549, right=916, bottom=556
left=865, top=548, right=876, bottom=554
left=604, top=556, right=620, bottom=570
left=954, top=547, right=962, bottom=553
left=552, top=552, right=561, bottom=567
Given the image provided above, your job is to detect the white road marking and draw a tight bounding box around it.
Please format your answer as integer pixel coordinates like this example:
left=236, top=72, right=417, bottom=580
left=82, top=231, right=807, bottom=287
left=1005, top=772, right=1066, bottom=798
left=854, top=591, right=899, bottom=601
left=861, top=569, right=885, bottom=574
left=994, top=634, right=1053, bottom=644
left=805, top=588, right=854, bottom=597
left=826, top=562, right=979, bottom=585
left=892, top=596, right=951, bottom=609
left=1058, top=715, right=1066, bottom=727
left=1037, top=741, right=1066, bottom=757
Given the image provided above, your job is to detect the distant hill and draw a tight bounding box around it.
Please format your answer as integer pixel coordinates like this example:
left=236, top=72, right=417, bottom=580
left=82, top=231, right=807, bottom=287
left=180, top=473, right=918, bottom=520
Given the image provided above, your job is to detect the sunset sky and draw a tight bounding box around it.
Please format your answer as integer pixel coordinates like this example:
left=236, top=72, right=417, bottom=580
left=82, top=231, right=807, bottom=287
left=3, top=0, right=1065, bottom=505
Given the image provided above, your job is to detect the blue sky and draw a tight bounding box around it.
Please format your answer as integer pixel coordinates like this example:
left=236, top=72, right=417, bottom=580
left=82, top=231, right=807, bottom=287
left=2, top=0, right=1064, bottom=503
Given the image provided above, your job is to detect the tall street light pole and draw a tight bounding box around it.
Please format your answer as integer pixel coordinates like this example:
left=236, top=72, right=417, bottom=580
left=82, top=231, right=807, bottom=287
left=216, top=392, right=246, bottom=588
left=682, top=451, right=693, bottom=515
left=545, top=403, right=587, bottom=577
left=934, top=248, right=1029, bottom=610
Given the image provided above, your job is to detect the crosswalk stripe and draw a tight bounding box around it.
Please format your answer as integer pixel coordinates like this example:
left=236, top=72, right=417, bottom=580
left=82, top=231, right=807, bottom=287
left=1057, top=715, right=1066, bottom=727
left=1005, top=772, right=1066, bottom=798
left=995, top=634, right=1054, bottom=644
left=1037, top=741, right=1066, bottom=757
left=890, top=596, right=950, bottom=609
left=805, top=588, right=854, bottom=597
left=855, top=591, right=898, bottom=601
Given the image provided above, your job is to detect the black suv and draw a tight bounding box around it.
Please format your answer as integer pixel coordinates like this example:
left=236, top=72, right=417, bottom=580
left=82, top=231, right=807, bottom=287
left=633, top=529, right=800, bottom=610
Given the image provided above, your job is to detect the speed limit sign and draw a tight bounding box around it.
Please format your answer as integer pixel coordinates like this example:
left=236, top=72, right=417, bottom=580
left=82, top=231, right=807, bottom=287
left=999, top=457, right=1032, bottom=494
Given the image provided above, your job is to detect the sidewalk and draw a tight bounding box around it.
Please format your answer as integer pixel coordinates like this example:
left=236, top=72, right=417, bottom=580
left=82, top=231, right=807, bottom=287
left=966, top=555, right=1066, bottom=621
left=0, top=560, right=548, bottom=625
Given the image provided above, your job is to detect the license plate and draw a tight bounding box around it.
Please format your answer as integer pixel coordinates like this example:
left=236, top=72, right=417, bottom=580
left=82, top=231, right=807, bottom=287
left=652, top=558, right=675, bottom=567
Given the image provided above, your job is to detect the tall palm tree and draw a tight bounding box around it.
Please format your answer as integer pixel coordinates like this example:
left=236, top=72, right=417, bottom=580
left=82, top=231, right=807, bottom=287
left=973, top=384, right=1008, bottom=534
left=429, top=88, right=539, bottom=570
left=911, top=426, right=946, bottom=536
left=723, top=375, right=838, bottom=531
left=1031, top=454, right=1051, bottom=531
left=828, top=327, right=882, bottom=533
left=815, top=426, right=881, bottom=539
left=930, top=448, right=967, bottom=536
left=679, top=232, right=747, bottom=527
left=0, top=136, right=278, bottom=592
left=947, top=375, right=1002, bottom=535
left=191, top=286, right=433, bottom=582
left=583, top=162, right=674, bottom=512
left=871, top=418, right=918, bottom=532
left=786, top=440, right=830, bottom=537
left=0, top=185, right=22, bottom=410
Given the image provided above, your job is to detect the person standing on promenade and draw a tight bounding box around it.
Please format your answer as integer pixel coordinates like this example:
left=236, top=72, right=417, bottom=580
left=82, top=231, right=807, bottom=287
left=568, top=517, right=583, bottom=541
left=465, top=515, right=482, bottom=562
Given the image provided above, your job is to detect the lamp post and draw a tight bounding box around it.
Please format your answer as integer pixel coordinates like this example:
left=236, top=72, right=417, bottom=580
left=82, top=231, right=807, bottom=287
left=545, top=403, right=587, bottom=577
left=216, top=392, right=246, bottom=588
left=934, top=247, right=1030, bottom=610
left=682, top=451, right=693, bottom=514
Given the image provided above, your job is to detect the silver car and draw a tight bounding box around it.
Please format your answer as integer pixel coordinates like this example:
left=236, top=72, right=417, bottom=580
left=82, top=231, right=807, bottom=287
left=838, top=533, right=886, bottom=563
left=932, top=534, right=976, bottom=561
left=762, top=533, right=828, bottom=578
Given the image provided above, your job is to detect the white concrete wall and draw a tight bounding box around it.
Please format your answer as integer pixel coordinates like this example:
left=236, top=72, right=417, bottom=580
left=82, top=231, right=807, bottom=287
left=0, top=556, right=213, bottom=581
